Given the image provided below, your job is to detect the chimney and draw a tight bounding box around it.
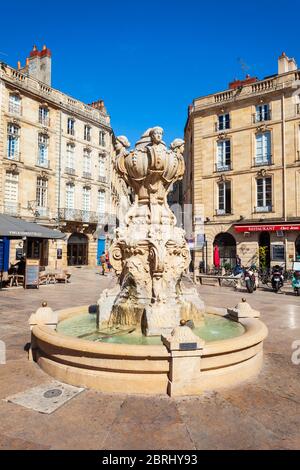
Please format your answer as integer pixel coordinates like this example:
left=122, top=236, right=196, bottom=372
left=229, top=75, right=258, bottom=90
left=278, top=52, right=297, bottom=74
left=17, top=61, right=21, bottom=70
left=27, top=44, right=52, bottom=86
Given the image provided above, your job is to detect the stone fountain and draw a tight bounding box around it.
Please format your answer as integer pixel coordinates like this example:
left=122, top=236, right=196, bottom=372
left=29, top=127, right=268, bottom=396
left=97, top=127, right=204, bottom=336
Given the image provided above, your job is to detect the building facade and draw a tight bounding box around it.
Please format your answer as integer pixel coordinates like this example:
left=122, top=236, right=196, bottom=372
left=0, top=45, right=127, bottom=270
left=184, top=53, right=300, bottom=272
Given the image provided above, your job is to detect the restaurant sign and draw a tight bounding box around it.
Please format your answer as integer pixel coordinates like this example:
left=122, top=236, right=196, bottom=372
left=235, top=224, right=300, bottom=233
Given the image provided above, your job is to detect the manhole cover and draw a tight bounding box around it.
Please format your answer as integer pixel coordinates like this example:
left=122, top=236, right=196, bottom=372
left=43, top=389, right=63, bottom=399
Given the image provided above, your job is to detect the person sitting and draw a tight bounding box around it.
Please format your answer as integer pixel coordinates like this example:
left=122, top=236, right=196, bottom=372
left=13, top=256, right=26, bottom=276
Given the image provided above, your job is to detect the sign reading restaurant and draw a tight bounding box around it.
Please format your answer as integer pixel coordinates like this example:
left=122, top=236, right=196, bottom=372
left=235, top=224, right=300, bottom=233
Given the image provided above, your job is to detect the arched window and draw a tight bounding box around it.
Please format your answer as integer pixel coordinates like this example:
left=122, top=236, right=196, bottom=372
left=39, top=106, right=49, bottom=126
left=7, top=123, right=20, bottom=160
left=83, top=149, right=91, bottom=177
left=38, top=133, right=49, bottom=167
left=99, top=154, right=106, bottom=179
left=66, top=143, right=75, bottom=173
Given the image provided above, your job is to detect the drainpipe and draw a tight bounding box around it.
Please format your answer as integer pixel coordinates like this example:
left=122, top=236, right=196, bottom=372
left=55, top=110, right=62, bottom=269
left=281, top=94, right=287, bottom=268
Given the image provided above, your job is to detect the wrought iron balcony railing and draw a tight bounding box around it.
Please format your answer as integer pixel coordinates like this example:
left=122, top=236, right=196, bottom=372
left=65, top=167, right=76, bottom=175
left=254, top=205, right=272, bottom=213
left=215, top=163, right=231, bottom=172
left=252, top=110, right=271, bottom=123
left=2, top=201, right=21, bottom=216
left=58, top=208, right=98, bottom=223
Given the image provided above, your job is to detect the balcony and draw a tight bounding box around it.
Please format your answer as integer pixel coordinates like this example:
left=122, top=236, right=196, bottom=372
left=253, top=156, right=272, bottom=167
left=36, top=206, right=49, bottom=218
left=252, top=110, right=271, bottom=123
left=58, top=208, right=98, bottom=223
left=8, top=103, right=22, bottom=115
left=98, top=175, right=107, bottom=183
left=39, top=117, right=50, bottom=127
left=6, top=152, right=21, bottom=162
left=83, top=171, right=92, bottom=179
left=36, top=160, right=50, bottom=169
left=3, top=201, right=20, bottom=216
left=215, top=121, right=231, bottom=132
left=65, top=167, right=76, bottom=175
left=215, top=209, right=232, bottom=216
left=215, top=163, right=231, bottom=172
left=254, top=205, right=272, bottom=213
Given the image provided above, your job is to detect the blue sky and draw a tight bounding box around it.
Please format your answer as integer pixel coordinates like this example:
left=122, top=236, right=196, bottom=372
left=1, top=0, right=299, bottom=145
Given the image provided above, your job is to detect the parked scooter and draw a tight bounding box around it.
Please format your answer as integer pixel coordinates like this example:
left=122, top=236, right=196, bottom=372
left=292, top=271, right=300, bottom=296
left=271, top=265, right=284, bottom=293
left=243, top=266, right=256, bottom=293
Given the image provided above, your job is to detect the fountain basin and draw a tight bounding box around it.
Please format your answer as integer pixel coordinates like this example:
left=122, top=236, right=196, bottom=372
left=31, top=305, right=268, bottom=396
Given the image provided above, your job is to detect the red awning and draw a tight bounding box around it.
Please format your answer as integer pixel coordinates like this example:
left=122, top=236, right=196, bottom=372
left=235, top=224, right=300, bottom=233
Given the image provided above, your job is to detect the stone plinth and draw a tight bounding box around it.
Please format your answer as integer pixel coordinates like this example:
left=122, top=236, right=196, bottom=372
left=162, top=322, right=205, bottom=397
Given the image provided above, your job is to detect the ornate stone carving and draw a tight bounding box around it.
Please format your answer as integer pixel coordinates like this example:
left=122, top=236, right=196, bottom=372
left=98, top=126, right=204, bottom=335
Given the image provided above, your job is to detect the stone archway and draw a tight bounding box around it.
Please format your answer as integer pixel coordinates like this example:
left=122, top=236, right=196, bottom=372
left=67, top=232, right=88, bottom=266
left=213, top=232, right=237, bottom=268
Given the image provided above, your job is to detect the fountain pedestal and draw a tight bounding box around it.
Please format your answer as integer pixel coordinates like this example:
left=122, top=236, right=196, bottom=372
left=98, top=128, right=204, bottom=335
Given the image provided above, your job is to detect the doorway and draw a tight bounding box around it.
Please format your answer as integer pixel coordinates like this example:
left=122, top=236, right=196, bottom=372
left=259, top=231, right=270, bottom=270
left=97, top=238, right=106, bottom=265
left=213, top=232, right=236, bottom=268
left=67, top=233, right=88, bottom=266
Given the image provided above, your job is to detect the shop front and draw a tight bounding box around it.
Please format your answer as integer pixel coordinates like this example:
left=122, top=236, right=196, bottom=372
left=234, top=223, right=300, bottom=270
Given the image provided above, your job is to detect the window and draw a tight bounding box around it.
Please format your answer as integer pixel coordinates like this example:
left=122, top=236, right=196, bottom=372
left=67, top=118, right=75, bottom=135
left=99, top=154, right=106, bottom=178
left=39, top=106, right=49, bottom=125
left=84, top=125, right=91, bottom=141
left=66, top=183, right=75, bottom=210
left=98, top=190, right=105, bottom=215
left=9, top=94, right=21, bottom=114
left=256, top=177, right=272, bottom=212
left=36, top=177, right=48, bottom=215
left=255, top=131, right=271, bottom=165
left=82, top=187, right=91, bottom=213
left=7, top=123, right=19, bottom=160
left=38, top=134, right=49, bottom=167
left=217, top=113, right=230, bottom=131
left=217, top=181, right=231, bottom=215
left=99, top=130, right=106, bottom=147
left=255, top=104, right=270, bottom=122
left=66, top=143, right=75, bottom=171
left=272, top=244, right=285, bottom=261
left=4, top=172, right=18, bottom=215
left=216, top=140, right=231, bottom=171
left=83, top=149, right=91, bottom=176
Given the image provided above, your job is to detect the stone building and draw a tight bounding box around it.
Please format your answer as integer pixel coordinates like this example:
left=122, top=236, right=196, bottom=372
left=0, top=45, right=127, bottom=270
left=184, top=53, right=300, bottom=272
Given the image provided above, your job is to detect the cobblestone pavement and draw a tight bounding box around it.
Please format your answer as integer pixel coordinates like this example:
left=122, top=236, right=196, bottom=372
left=0, top=268, right=300, bottom=450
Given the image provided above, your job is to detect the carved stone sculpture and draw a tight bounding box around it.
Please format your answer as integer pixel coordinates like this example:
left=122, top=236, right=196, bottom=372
left=98, top=127, right=204, bottom=335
